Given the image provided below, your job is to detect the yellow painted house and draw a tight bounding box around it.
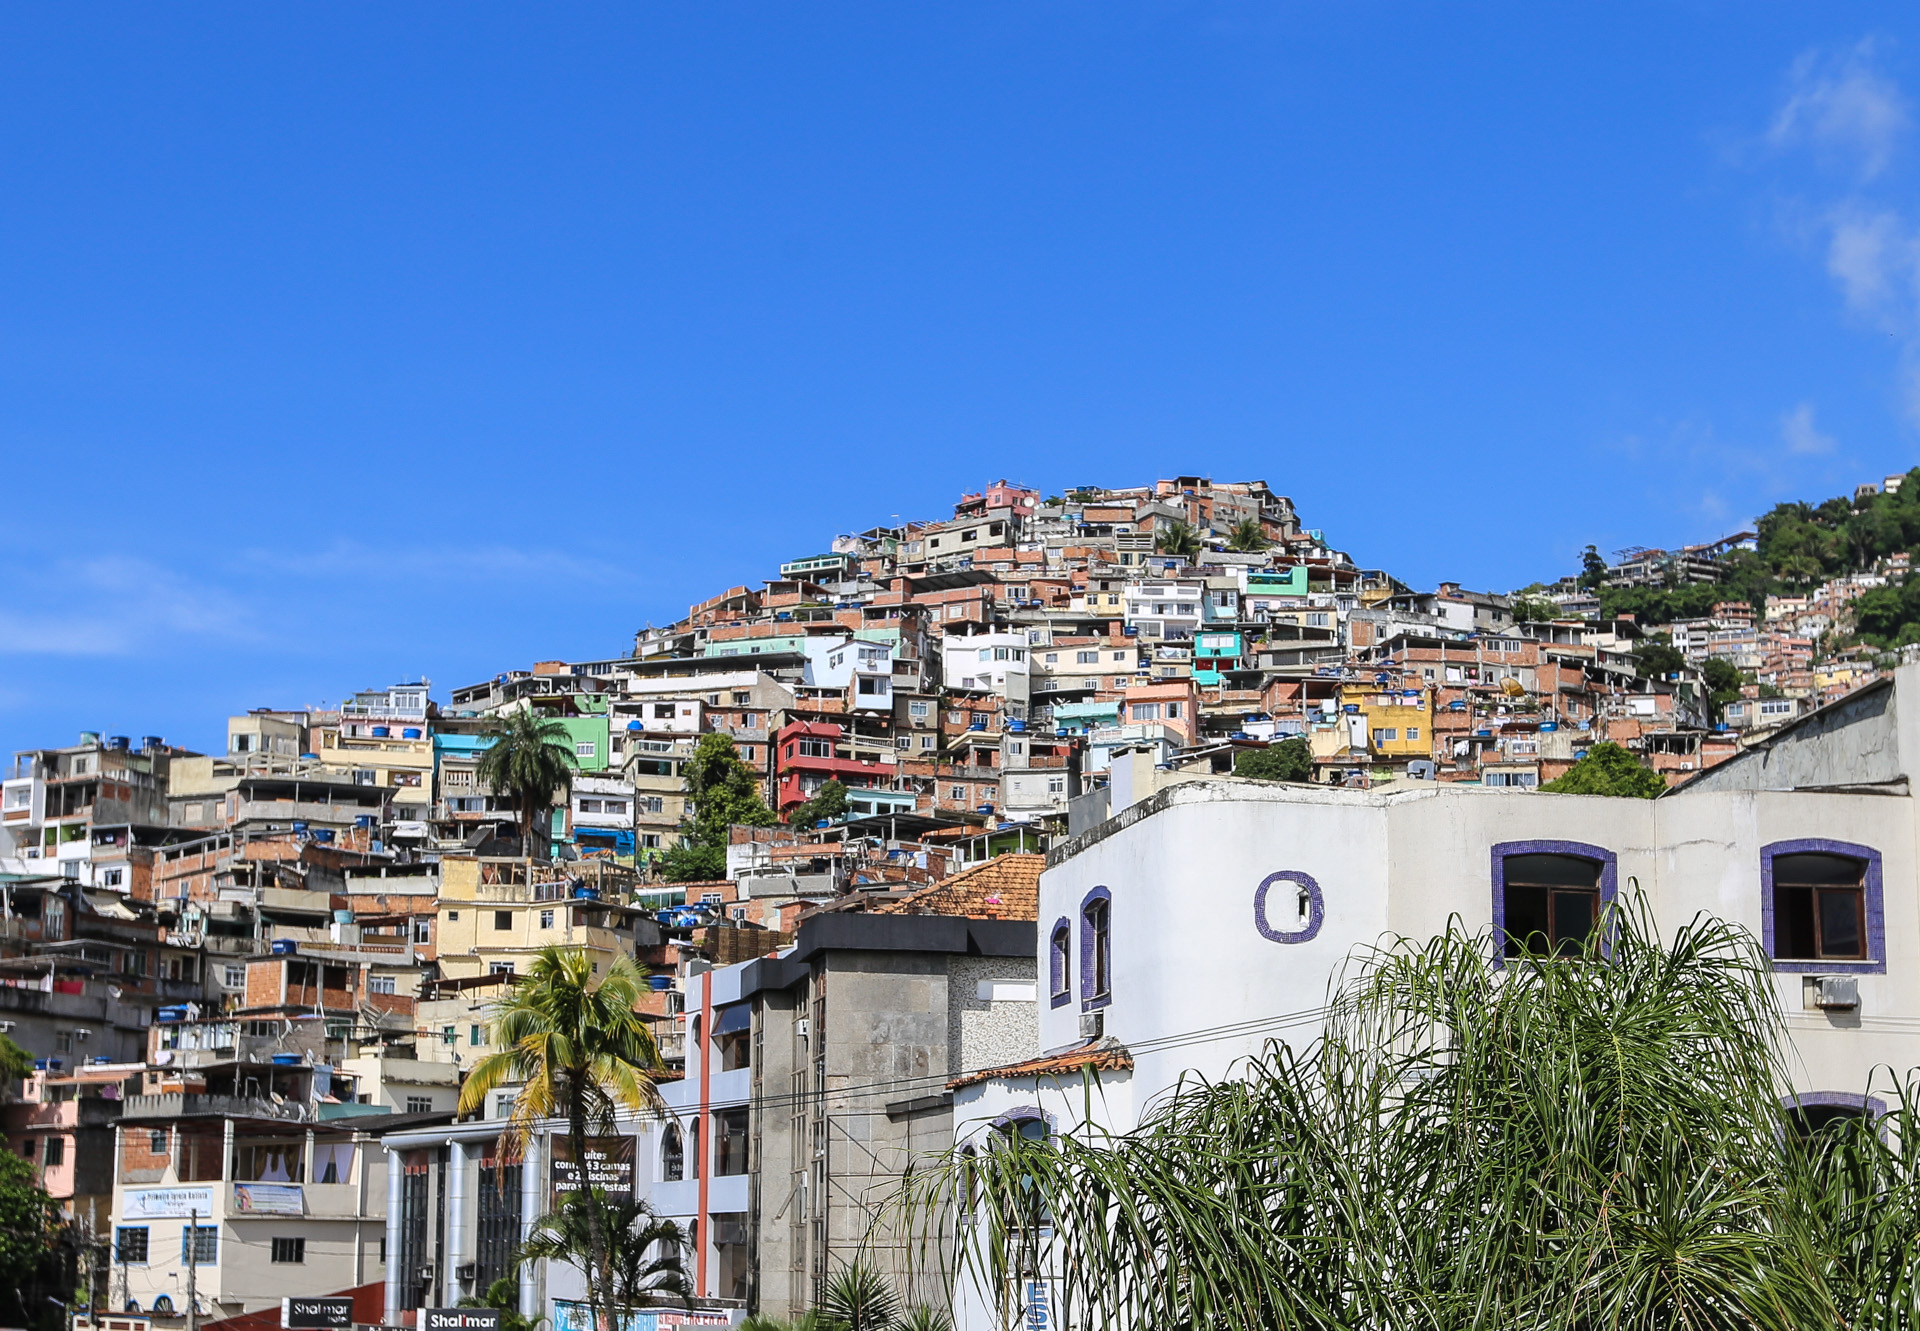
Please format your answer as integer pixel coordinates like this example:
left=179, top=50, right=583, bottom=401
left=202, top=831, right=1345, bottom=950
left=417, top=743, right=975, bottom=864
left=1339, top=683, right=1435, bottom=760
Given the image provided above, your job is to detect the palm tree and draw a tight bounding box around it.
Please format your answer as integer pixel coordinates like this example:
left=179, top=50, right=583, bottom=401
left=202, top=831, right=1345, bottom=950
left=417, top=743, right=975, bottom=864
left=1153, top=518, right=1203, bottom=559
left=517, top=1194, right=692, bottom=1316
left=476, top=710, right=577, bottom=852
left=900, top=896, right=1920, bottom=1330
left=459, top=948, right=665, bottom=1331
left=814, top=1260, right=901, bottom=1331
left=1224, top=518, right=1270, bottom=552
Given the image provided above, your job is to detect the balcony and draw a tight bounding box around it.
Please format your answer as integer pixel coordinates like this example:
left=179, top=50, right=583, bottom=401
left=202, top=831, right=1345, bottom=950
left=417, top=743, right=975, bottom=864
left=124, top=1093, right=307, bottom=1123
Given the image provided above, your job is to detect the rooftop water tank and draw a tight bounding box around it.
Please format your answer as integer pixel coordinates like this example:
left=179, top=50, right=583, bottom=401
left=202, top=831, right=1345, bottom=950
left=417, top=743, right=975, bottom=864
left=270, top=939, right=299, bottom=955
left=372, top=726, right=390, bottom=738
left=401, top=727, right=422, bottom=739
left=270, top=1053, right=301, bottom=1066
left=647, top=975, right=674, bottom=991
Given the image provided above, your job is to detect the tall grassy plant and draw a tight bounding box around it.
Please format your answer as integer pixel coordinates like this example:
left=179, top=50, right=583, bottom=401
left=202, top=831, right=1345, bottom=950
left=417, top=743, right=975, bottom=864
left=899, top=897, right=1920, bottom=1330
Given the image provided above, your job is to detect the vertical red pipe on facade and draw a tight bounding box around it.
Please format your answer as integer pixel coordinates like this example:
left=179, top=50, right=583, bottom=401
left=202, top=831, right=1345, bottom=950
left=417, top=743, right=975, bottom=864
left=696, top=969, right=712, bottom=1297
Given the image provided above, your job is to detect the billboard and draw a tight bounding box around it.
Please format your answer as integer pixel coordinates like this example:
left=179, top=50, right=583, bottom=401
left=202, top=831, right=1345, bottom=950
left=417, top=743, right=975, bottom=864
left=549, top=1135, right=636, bottom=1202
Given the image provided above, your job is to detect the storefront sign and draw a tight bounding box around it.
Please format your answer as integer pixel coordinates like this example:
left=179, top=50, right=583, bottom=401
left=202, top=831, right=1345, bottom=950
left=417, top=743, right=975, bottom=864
left=234, top=1183, right=305, bottom=1216
left=549, top=1135, right=636, bottom=1202
left=552, top=1303, right=732, bottom=1331
left=121, top=1187, right=215, bottom=1220
left=421, top=1311, right=501, bottom=1331
left=282, top=1297, right=354, bottom=1329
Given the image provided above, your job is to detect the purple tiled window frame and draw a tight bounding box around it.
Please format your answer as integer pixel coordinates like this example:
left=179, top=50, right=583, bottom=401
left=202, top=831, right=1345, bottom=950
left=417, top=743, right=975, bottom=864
left=1048, top=917, right=1072, bottom=1008
left=1782, top=1090, right=1888, bottom=1119
left=1080, top=885, right=1112, bottom=1011
left=1760, top=838, right=1884, bottom=975
left=991, top=1105, right=1055, bottom=1134
left=1491, top=840, right=1618, bottom=967
left=1253, top=870, right=1324, bottom=944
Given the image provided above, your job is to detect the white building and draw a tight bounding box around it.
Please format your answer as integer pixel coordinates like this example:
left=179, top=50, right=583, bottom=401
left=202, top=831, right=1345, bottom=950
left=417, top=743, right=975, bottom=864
left=952, top=665, right=1920, bottom=1331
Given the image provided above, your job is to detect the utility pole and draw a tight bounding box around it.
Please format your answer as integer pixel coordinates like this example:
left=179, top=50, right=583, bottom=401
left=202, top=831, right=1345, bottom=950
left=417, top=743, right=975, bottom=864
left=185, top=1209, right=198, bottom=1331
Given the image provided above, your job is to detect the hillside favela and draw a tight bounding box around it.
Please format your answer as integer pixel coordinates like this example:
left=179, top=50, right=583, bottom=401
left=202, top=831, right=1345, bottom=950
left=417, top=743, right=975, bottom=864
left=9, top=471, right=1920, bottom=1329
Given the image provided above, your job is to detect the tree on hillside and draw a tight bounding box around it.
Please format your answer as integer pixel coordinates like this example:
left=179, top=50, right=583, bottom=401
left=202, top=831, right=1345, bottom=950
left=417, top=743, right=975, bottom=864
left=662, top=733, right=774, bottom=882
left=1154, top=519, right=1203, bottom=559
left=0, top=1144, right=57, bottom=1329
left=1225, top=519, right=1270, bottom=553
left=478, top=711, right=578, bottom=852
left=1233, top=738, right=1312, bottom=784
left=1539, top=741, right=1666, bottom=798
left=458, top=947, right=665, bottom=1331
left=786, top=778, right=849, bottom=829
left=1631, top=639, right=1687, bottom=679
left=1577, top=544, right=1607, bottom=591
left=1700, top=656, right=1747, bottom=721
left=898, top=897, right=1920, bottom=1329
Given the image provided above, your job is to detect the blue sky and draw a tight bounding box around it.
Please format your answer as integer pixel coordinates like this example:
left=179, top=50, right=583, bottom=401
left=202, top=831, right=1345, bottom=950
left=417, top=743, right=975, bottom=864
left=6, top=4, right=1920, bottom=755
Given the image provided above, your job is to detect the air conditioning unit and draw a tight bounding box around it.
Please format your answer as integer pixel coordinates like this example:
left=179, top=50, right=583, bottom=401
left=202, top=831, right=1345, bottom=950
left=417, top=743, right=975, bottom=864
left=1078, top=1011, right=1104, bottom=1039
left=456, top=1264, right=477, bottom=1283
left=1815, top=976, right=1860, bottom=1011
left=795, top=1018, right=810, bottom=1039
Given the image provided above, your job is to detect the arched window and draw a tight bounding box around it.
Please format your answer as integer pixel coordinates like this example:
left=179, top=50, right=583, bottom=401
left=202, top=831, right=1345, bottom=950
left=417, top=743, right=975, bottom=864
left=1783, top=1092, right=1884, bottom=1145
left=1492, top=842, right=1616, bottom=961
left=661, top=1123, right=684, bottom=1182
left=1763, top=841, right=1882, bottom=970
left=1048, top=919, right=1072, bottom=1008
left=1080, top=888, right=1112, bottom=1008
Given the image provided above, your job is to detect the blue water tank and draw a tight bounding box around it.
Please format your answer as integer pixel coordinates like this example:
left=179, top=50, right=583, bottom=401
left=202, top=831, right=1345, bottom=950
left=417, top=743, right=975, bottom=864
left=355, top=815, right=373, bottom=828
left=647, top=975, right=674, bottom=991
left=627, top=720, right=643, bottom=731
left=401, top=727, right=422, bottom=739
left=270, top=1053, right=300, bottom=1066
left=301, top=753, right=319, bottom=760
left=292, top=821, right=308, bottom=833
left=270, top=939, right=299, bottom=955
left=1008, top=719, right=1027, bottom=732
left=372, top=726, right=390, bottom=738
left=313, top=829, right=334, bottom=843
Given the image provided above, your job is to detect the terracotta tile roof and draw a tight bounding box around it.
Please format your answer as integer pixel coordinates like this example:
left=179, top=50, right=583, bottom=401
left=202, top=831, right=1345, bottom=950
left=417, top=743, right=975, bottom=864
left=949, top=1039, right=1133, bottom=1090
left=872, top=852, right=1043, bottom=922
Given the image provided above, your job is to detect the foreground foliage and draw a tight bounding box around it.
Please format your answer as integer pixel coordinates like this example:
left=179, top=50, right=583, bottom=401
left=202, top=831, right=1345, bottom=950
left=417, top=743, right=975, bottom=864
left=902, top=898, right=1920, bottom=1330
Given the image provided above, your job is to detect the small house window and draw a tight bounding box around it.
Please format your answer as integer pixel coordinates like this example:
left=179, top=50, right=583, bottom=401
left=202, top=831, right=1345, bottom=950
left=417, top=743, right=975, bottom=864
left=494, top=911, right=512, bottom=931
left=1049, top=920, right=1071, bottom=1007
left=1495, top=845, right=1612, bottom=960
left=271, top=1237, right=305, bottom=1263
left=662, top=1124, right=684, bottom=1181
left=1764, top=841, right=1882, bottom=971
left=1082, top=889, right=1112, bottom=1007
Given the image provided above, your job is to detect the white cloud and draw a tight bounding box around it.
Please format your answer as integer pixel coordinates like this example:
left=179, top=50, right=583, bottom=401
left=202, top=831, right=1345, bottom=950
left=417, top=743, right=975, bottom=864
left=0, top=558, right=257, bottom=658
left=1770, top=40, right=1910, bottom=179
left=1781, top=402, right=1838, bottom=455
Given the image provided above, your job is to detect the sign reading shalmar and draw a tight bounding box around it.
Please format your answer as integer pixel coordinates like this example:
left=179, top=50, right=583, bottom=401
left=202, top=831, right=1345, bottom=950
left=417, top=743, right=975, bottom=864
left=281, top=1297, right=354, bottom=1329
left=549, top=1135, right=636, bottom=1201
left=421, top=1310, right=502, bottom=1331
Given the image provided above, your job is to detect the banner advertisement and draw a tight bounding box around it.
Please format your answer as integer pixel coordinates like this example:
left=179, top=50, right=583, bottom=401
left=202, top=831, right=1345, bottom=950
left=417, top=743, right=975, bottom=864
left=551, top=1302, right=733, bottom=1331
left=233, top=1183, right=305, bottom=1216
left=121, top=1187, right=215, bottom=1220
left=549, top=1135, right=636, bottom=1202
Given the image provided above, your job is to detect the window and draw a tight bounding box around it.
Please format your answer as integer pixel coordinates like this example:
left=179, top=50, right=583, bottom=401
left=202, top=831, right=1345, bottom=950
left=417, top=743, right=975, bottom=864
left=919, top=735, right=936, bottom=750
left=413, top=918, right=432, bottom=943
left=909, top=701, right=931, bottom=719
left=271, top=1238, right=305, bottom=1264
left=662, top=1124, right=685, bottom=1181
left=406, top=1096, right=433, bottom=1114
left=470, top=1025, right=484, bottom=1045
left=149, top=1131, right=168, bottom=1155
left=1049, top=920, right=1072, bottom=1007
left=116, top=1227, right=149, bottom=1265
left=1131, top=703, right=1160, bottom=721
left=183, top=1226, right=218, bottom=1265
left=1082, top=889, right=1112, bottom=1007
left=488, top=962, right=515, bottom=976
left=1494, top=845, right=1612, bottom=960
left=447, top=910, right=459, bottom=921
left=797, top=739, right=831, bottom=759
left=950, top=786, right=967, bottom=801
left=1407, top=728, right=1420, bottom=741
left=224, top=965, right=245, bottom=988
left=43, top=1136, right=65, bottom=1167
left=368, top=974, right=396, bottom=995
left=443, top=1026, right=458, bottom=1044
left=715, top=1108, right=750, bottom=1176
left=641, top=796, right=664, bottom=814
left=1166, top=702, right=1182, bottom=719
left=578, top=798, right=602, bottom=814
left=1374, top=728, right=1398, bottom=745
left=1764, top=842, right=1882, bottom=971
left=494, top=911, right=512, bottom=931
left=540, top=909, right=554, bottom=929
